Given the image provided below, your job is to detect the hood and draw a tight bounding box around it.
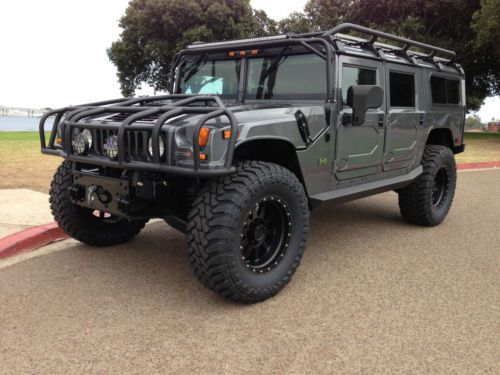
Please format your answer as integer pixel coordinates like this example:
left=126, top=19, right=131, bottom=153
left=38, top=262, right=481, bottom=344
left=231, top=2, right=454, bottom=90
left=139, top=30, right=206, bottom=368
left=172, top=101, right=298, bottom=128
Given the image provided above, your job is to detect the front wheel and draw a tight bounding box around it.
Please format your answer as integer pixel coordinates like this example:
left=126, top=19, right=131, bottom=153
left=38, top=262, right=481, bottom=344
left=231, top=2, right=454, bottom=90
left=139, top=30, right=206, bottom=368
left=187, top=161, right=309, bottom=303
left=398, top=145, right=457, bottom=226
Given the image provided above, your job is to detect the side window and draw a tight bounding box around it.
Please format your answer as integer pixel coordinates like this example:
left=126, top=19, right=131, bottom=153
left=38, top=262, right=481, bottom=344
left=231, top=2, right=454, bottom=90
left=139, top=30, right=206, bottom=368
left=431, top=76, right=447, bottom=104
left=246, top=54, right=326, bottom=100
left=446, top=79, right=460, bottom=104
left=389, top=72, right=415, bottom=107
left=431, top=76, right=460, bottom=105
left=342, top=66, right=377, bottom=105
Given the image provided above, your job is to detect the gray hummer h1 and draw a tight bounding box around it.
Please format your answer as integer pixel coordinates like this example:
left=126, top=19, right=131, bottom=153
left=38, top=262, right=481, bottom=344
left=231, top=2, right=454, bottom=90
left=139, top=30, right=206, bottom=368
left=40, top=23, right=465, bottom=303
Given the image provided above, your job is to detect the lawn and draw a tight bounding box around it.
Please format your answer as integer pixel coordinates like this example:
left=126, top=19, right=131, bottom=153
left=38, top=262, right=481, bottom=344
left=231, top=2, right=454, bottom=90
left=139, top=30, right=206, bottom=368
left=0, top=131, right=499, bottom=192
left=455, top=132, right=500, bottom=164
left=0, top=132, right=61, bottom=193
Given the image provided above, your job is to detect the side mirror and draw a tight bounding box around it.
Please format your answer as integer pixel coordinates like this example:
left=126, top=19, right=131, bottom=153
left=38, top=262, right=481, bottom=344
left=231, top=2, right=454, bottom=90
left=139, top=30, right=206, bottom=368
left=346, top=85, right=384, bottom=126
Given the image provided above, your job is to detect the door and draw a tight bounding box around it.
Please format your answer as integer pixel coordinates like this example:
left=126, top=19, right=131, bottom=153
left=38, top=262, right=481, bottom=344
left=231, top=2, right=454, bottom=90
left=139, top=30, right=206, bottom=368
left=335, top=57, right=385, bottom=181
left=383, top=64, right=423, bottom=171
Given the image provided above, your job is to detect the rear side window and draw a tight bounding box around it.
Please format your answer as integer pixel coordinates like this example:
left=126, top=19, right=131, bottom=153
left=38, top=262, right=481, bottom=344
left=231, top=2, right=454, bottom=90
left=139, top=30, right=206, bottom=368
left=431, top=76, right=460, bottom=105
left=389, top=72, right=415, bottom=107
left=342, top=66, right=377, bottom=104
left=446, top=79, right=460, bottom=104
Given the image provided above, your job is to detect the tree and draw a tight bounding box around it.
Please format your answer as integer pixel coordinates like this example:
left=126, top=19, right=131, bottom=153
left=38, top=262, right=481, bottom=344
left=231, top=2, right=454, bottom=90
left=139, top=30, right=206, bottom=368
left=109, top=0, right=499, bottom=110
left=300, top=0, right=500, bottom=111
left=107, top=0, right=263, bottom=96
left=278, top=12, right=313, bottom=34
left=465, top=114, right=483, bottom=129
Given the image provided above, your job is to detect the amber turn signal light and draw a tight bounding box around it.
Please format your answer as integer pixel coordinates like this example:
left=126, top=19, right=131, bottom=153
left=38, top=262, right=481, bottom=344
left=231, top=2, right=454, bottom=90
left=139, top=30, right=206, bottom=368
left=198, top=127, right=211, bottom=147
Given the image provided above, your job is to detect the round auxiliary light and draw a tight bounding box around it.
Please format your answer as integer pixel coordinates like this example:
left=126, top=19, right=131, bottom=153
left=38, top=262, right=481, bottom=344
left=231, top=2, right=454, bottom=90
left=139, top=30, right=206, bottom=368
left=148, top=136, right=165, bottom=158
left=71, top=132, right=88, bottom=155
left=104, top=135, right=119, bottom=160
left=81, top=129, right=93, bottom=149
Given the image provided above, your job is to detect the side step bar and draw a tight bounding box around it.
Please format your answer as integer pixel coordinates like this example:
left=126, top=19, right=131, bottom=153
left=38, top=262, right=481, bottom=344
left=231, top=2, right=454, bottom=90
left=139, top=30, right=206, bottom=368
left=309, top=166, right=423, bottom=208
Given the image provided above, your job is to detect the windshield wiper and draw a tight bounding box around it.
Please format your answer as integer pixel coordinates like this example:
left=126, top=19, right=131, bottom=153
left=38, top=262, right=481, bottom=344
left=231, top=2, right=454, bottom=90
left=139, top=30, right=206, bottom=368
left=182, top=55, right=208, bottom=87
left=256, top=47, right=290, bottom=99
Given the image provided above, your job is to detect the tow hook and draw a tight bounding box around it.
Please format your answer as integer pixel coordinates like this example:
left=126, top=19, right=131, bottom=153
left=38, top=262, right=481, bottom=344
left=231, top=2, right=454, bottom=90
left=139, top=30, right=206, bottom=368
left=69, top=184, right=112, bottom=207
left=86, top=185, right=112, bottom=206
left=86, top=186, right=98, bottom=205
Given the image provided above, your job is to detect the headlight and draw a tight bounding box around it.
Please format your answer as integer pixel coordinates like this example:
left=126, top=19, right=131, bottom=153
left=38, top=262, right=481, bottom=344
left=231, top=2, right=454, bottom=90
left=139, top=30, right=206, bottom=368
left=148, top=136, right=165, bottom=158
left=104, top=135, right=119, bottom=159
left=71, top=129, right=92, bottom=155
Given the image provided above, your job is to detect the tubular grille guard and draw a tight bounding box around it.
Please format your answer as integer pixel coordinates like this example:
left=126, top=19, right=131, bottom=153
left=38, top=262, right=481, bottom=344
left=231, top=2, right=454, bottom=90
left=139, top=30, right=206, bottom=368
left=39, top=94, right=238, bottom=177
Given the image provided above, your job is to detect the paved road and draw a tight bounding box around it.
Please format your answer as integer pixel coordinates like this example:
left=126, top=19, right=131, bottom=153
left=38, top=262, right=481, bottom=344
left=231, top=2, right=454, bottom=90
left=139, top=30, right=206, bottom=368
left=1, top=170, right=499, bottom=374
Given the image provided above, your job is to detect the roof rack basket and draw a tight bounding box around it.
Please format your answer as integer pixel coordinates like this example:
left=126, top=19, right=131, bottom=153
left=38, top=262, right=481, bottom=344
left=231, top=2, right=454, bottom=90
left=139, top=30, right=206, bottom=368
left=321, top=23, right=456, bottom=62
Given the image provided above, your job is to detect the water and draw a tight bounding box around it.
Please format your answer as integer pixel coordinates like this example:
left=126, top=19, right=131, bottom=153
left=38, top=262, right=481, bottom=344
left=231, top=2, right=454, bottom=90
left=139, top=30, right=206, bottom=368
left=0, top=116, right=54, bottom=131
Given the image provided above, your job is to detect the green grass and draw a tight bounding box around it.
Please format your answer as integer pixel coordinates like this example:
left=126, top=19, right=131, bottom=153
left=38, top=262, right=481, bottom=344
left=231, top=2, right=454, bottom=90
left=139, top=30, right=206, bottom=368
left=458, top=132, right=500, bottom=164
left=0, top=131, right=61, bottom=192
left=0, top=131, right=50, bottom=141
left=463, top=132, right=500, bottom=140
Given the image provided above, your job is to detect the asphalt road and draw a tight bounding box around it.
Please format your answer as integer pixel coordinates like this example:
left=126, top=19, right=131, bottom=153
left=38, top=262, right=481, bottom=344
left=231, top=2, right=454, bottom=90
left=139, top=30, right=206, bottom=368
left=1, top=170, right=499, bottom=374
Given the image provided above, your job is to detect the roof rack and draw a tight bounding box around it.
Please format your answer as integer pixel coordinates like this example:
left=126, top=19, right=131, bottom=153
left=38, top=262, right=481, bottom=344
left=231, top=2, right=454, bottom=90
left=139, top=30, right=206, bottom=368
left=186, top=23, right=456, bottom=63
left=321, top=23, right=455, bottom=62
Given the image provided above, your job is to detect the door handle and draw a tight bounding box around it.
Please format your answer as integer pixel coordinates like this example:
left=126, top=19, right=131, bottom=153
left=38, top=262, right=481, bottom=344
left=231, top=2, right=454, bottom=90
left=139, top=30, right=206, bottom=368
left=342, top=113, right=352, bottom=125
left=419, top=114, right=424, bottom=126
left=378, top=114, right=384, bottom=128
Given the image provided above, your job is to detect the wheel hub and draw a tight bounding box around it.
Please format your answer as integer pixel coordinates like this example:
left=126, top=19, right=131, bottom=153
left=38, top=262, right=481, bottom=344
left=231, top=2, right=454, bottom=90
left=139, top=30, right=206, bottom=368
left=249, top=220, right=267, bottom=246
left=240, top=196, right=292, bottom=273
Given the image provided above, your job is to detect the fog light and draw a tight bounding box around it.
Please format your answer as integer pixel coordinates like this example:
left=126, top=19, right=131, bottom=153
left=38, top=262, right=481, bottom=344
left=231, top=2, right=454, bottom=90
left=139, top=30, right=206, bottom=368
left=104, top=135, right=119, bottom=159
left=81, top=129, right=93, bottom=149
left=148, top=136, right=165, bottom=158
left=71, top=133, right=88, bottom=155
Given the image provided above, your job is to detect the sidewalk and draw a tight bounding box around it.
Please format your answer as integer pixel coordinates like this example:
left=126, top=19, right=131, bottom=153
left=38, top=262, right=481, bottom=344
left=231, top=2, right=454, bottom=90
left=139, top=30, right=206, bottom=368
left=0, top=189, right=54, bottom=237
left=0, top=189, right=66, bottom=257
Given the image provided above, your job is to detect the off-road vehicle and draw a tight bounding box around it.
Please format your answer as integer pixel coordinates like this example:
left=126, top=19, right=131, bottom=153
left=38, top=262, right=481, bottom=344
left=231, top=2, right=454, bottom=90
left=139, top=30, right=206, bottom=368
left=40, top=23, right=465, bottom=303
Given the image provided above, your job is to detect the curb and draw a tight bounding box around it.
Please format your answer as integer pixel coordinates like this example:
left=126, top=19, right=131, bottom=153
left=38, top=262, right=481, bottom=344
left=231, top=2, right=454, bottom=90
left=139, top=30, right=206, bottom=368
left=457, top=161, right=500, bottom=171
left=0, top=223, right=68, bottom=259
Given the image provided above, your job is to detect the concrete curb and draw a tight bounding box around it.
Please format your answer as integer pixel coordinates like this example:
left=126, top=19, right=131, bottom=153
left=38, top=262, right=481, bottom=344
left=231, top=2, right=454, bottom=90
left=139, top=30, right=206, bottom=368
left=0, top=223, right=68, bottom=259
left=1, top=161, right=499, bottom=260
left=457, top=161, right=500, bottom=171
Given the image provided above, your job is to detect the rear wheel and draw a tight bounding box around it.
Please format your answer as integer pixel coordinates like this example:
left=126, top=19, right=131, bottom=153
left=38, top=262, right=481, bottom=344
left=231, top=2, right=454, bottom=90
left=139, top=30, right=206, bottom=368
left=187, top=161, right=309, bottom=303
left=50, top=161, right=147, bottom=246
left=398, top=145, right=457, bottom=226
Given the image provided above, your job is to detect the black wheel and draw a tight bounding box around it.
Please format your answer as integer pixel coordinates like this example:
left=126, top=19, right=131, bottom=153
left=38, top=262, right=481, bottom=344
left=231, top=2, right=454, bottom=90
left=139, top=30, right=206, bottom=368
left=398, top=145, right=457, bottom=226
left=50, top=161, right=147, bottom=246
left=187, top=161, right=309, bottom=303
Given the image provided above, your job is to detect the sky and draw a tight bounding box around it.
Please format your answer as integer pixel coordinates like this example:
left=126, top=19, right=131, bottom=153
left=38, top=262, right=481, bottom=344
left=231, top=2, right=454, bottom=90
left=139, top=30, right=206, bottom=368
left=0, top=0, right=497, bottom=121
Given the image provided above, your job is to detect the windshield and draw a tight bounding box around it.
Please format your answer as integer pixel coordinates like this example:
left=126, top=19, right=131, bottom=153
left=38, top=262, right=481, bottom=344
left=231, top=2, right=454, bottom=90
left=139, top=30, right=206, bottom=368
left=177, top=53, right=326, bottom=101
left=178, top=59, right=241, bottom=99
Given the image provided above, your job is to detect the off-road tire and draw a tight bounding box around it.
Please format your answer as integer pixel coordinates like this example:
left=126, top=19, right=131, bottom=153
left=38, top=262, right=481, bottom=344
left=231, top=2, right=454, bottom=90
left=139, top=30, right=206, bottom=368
left=398, top=145, right=456, bottom=226
left=50, top=161, right=147, bottom=246
left=187, top=161, right=309, bottom=303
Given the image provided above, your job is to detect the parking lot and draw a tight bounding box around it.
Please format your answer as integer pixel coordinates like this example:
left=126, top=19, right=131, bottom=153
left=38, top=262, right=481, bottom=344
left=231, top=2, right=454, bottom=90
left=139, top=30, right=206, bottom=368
left=1, top=169, right=499, bottom=374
